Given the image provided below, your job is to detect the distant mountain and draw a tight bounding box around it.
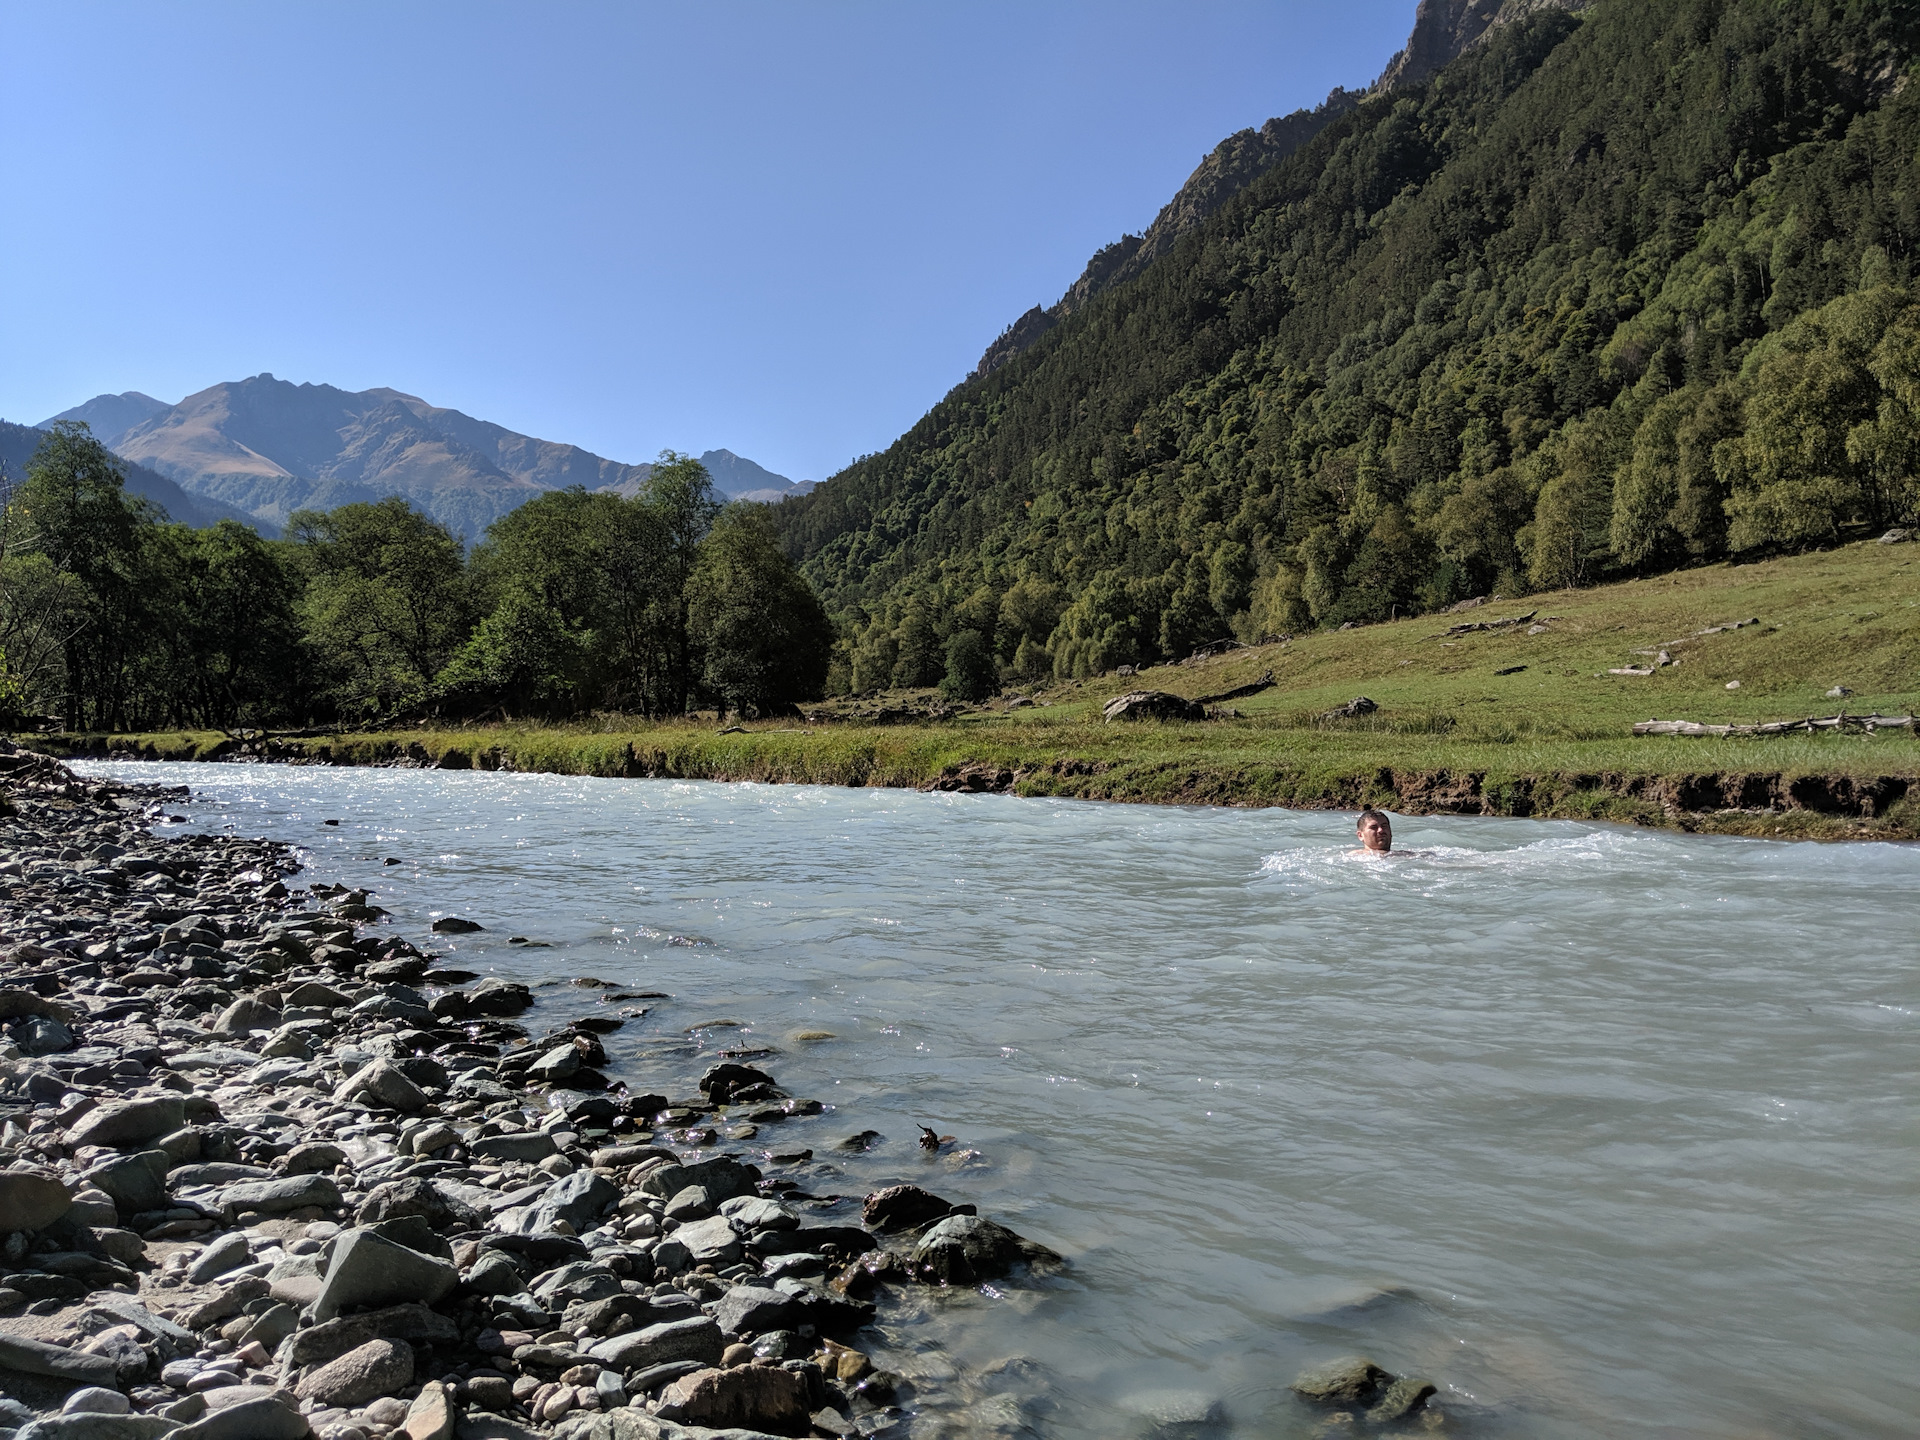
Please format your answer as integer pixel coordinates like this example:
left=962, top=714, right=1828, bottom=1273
left=0, top=419, right=273, bottom=534
left=41, top=391, right=172, bottom=447
left=45, top=375, right=808, bottom=540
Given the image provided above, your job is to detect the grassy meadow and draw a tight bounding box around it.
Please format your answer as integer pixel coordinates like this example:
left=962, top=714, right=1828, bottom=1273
left=27, top=538, right=1920, bottom=840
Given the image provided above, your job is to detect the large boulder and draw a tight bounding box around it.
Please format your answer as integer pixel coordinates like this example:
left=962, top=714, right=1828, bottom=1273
left=217, top=1173, right=341, bottom=1218
left=585, top=1316, right=724, bottom=1374
left=1102, top=690, right=1205, bottom=722
left=65, top=1098, right=186, bottom=1151
left=309, top=1229, right=458, bottom=1322
left=862, top=1183, right=962, bottom=1231
left=294, top=1337, right=414, bottom=1406
left=464, top=978, right=532, bottom=1015
left=356, top=1176, right=483, bottom=1231
left=654, top=1364, right=812, bottom=1432
left=911, top=1215, right=1060, bottom=1284
left=637, top=1156, right=760, bottom=1206
left=0, top=1168, right=73, bottom=1233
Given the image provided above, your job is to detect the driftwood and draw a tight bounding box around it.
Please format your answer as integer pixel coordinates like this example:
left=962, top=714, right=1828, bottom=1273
left=1194, top=670, right=1276, bottom=705
left=1633, top=713, right=1917, bottom=737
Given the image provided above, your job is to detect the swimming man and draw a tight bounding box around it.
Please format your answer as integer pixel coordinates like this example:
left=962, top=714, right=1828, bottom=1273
left=1356, top=808, right=1392, bottom=853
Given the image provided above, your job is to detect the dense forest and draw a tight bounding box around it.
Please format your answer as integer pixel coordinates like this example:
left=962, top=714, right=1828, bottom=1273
left=0, top=425, right=833, bottom=732
left=772, top=0, right=1920, bottom=690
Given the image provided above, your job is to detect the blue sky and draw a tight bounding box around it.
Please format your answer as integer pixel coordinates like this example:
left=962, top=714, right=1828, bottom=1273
left=2, top=1, right=1416, bottom=482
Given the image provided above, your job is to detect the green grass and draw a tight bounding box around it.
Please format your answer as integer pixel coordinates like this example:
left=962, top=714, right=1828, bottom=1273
left=23, top=539, right=1920, bottom=840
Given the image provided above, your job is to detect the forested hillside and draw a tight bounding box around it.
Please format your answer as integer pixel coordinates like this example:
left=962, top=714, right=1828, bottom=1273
left=773, top=0, right=1920, bottom=692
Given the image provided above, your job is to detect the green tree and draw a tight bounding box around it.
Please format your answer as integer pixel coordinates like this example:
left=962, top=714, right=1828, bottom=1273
left=687, top=508, right=832, bottom=717
left=938, top=629, right=997, bottom=701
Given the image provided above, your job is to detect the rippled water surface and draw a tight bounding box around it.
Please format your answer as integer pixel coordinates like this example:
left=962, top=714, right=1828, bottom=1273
left=74, top=762, right=1919, bottom=1439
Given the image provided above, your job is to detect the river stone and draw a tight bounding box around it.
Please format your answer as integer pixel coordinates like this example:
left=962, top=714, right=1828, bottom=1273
left=404, top=1382, right=456, bottom=1440
left=527, top=1170, right=618, bottom=1234
left=862, top=1183, right=957, bottom=1231
left=310, top=1229, right=458, bottom=1322
left=469, top=1132, right=556, bottom=1164
left=335, top=1059, right=429, bottom=1113
left=168, top=1163, right=272, bottom=1188
left=431, top=917, right=483, bottom=934
left=708, top=1285, right=804, bottom=1337
left=66, top=1097, right=186, bottom=1150
left=13, top=1418, right=180, bottom=1440
left=911, top=1215, right=1059, bottom=1284
left=0, top=1168, right=73, bottom=1232
left=284, top=981, right=350, bottom=1008
left=528, top=1045, right=580, bottom=1082
left=462, top=1250, right=523, bottom=1295
left=284, top=1303, right=459, bottom=1368
left=717, top=1195, right=796, bottom=1232
left=464, top=978, right=532, bottom=1016
left=170, top=1395, right=308, bottom=1440
left=218, top=1173, right=341, bottom=1217
left=655, top=1363, right=810, bottom=1432
left=282, top=1142, right=348, bottom=1174
left=295, top=1337, right=414, bottom=1406
left=1289, top=1356, right=1392, bottom=1405
left=669, top=1214, right=741, bottom=1266
left=186, top=1232, right=251, bottom=1283
left=638, top=1156, right=760, bottom=1206
left=81, top=1151, right=169, bottom=1214
left=1366, top=1377, right=1437, bottom=1423
left=60, top=1389, right=130, bottom=1416
left=356, top=1176, right=482, bottom=1231
left=0, top=1332, right=120, bottom=1385
left=586, top=1316, right=724, bottom=1373
left=211, top=997, right=281, bottom=1035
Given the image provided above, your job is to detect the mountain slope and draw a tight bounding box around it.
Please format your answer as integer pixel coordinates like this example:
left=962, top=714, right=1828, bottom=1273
left=40, top=391, right=171, bottom=447
left=773, top=0, right=1920, bottom=688
left=0, top=419, right=274, bottom=534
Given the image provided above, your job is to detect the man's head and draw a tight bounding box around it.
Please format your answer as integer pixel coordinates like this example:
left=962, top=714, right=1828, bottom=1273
left=1357, top=808, right=1392, bottom=852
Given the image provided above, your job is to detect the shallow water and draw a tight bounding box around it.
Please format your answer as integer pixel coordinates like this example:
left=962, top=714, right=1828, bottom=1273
left=73, top=762, right=1919, bottom=1439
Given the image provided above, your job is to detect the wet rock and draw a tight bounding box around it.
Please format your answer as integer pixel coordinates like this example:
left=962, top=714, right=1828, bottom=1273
left=431, top=917, right=483, bottom=933
left=1289, top=1356, right=1392, bottom=1405
left=912, top=1215, right=1060, bottom=1284
left=0, top=1168, right=74, bottom=1232
left=718, top=1195, right=796, bottom=1232
left=310, top=1229, right=458, bottom=1322
left=1124, top=1389, right=1226, bottom=1438
left=862, top=1183, right=963, bottom=1231
left=654, top=1363, right=811, bottom=1432
left=65, top=1098, right=187, bottom=1150
left=698, top=1063, right=776, bottom=1105
left=295, top=1337, right=415, bottom=1406
left=1366, top=1376, right=1436, bottom=1423
left=638, top=1156, right=761, bottom=1206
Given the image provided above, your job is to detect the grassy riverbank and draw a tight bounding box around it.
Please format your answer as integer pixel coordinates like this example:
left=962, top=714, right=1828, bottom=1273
left=23, top=539, right=1920, bottom=840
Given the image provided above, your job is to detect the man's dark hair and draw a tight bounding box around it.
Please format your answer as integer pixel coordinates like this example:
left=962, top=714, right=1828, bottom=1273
left=1357, top=808, right=1389, bottom=828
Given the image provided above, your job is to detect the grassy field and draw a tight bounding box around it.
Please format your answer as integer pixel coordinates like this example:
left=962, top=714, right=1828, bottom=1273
left=24, top=538, right=1920, bottom=840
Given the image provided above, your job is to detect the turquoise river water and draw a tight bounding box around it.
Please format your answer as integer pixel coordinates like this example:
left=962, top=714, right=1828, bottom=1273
left=71, top=762, right=1919, bottom=1440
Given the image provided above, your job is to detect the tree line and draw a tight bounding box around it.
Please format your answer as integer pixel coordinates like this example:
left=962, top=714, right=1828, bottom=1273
left=772, top=0, right=1920, bottom=683
left=0, top=425, right=832, bottom=732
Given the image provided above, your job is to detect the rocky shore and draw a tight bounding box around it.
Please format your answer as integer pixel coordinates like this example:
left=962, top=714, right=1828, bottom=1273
left=0, top=745, right=1066, bottom=1440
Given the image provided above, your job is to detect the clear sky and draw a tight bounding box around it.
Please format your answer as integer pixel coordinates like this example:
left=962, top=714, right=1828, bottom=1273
left=2, top=1, right=1417, bottom=482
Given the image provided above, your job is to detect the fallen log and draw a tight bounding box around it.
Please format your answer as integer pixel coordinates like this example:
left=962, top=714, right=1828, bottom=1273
left=1633, top=713, right=1917, bottom=737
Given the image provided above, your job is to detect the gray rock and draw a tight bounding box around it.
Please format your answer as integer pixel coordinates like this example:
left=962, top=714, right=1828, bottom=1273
left=66, top=1098, right=187, bottom=1150
left=463, top=978, right=532, bottom=1016
left=284, top=1303, right=458, bottom=1368
left=461, top=1250, right=523, bottom=1295
left=469, top=1132, right=556, bottom=1164
left=911, top=1215, right=1060, bottom=1284
left=60, top=1389, right=130, bottom=1416
left=669, top=1215, right=740, bottom=1267
left=168, top=1164, right=272, bottom=1188
left=0, top=1333, right=120, bottom=1386
left=717, top=1196, right=794, bottom=1232
left=13, top=1418, right=179, bottom=1440
left=431, top=917, right=483, bottom=933
left=1289, top=1356, right=1391, bottom=1405
left=709, top=1285, right=803, bottom=1337
left=294, top=1337, right=414, bottom=1406
left=217, top=1173, right=341, bottom=1217
left=456, top=1418, right=545, bottom=1440
left=310, top=1229, right=458, bottom=1322
left=0, top=1167, right=73, bottom=1232
left=638, top=1157, right=760, bottom=1206
left=335, top=1060, right=429, bottom=1113
left=211, top=997, right=281, bottom=1035
left=655, top=1363, right=811, bottom=1433
left=82, top=1151, right=169, bottom=1214
left=169, top=1396, right=308, bottom=1440
left=663, top=1187, right=711, bottom=1223
left=186, top=1232, right=251, bottom=1283
left=282, top=1142, right=348, bottom=1175
left=529, top=1045, right=580, bottom=1082
left=527, top=1170, right=617, bottom=1235
left=1366, top=1377, right=1436, bottom=1424
left=1122, top=1389, right=1225, bottom=1438
left=586, top=1316, right=725, bottom=1373
left=355, top=1177, right=482, bottom=1231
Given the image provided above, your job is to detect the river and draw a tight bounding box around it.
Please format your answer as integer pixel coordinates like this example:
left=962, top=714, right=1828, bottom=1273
left=70, top=762, right=1919, bottom=1439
